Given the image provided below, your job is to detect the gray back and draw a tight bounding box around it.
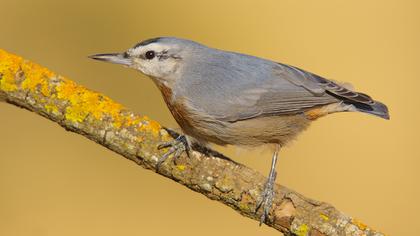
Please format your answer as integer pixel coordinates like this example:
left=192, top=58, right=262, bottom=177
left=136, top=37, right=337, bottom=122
left=175, top=46, right=335, bottom=122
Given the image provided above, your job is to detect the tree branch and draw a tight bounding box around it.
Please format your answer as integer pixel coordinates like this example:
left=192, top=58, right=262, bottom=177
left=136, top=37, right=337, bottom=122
left=0, top=49, right=385, bottom=236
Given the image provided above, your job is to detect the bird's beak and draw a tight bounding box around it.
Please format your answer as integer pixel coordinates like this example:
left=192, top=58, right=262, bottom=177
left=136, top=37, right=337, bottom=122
left=88, top=53, right=132, bottom=66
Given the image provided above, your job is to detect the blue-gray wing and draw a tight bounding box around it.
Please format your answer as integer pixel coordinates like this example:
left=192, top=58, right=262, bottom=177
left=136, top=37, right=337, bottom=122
left=278, top=63, right=375, bottom=105
left=180, top=51, right=375, bottom=123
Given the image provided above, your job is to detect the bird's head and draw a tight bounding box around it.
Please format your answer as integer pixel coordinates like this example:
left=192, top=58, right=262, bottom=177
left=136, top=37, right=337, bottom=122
left=89, top=37, right=201, bottom=83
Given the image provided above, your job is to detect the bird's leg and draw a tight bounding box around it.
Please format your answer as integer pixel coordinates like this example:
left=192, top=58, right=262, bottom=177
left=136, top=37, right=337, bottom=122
left=156, top=133, right=190, bottom=171
left=256, top=144, right=280, bottom=225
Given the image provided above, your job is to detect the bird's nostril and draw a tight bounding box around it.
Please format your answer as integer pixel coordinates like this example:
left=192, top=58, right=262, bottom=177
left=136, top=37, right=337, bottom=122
left=122, top=52, right=129, bottom=58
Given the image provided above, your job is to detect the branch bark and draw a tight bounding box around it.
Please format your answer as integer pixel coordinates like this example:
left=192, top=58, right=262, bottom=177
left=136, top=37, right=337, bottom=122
left=0, top=49, right=385, bottom=236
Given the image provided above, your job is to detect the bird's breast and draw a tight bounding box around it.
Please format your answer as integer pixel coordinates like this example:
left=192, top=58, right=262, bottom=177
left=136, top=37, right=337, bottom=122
left=155, top=81, right=232, bottom=145
left=156, top=82, right=197, bottom=133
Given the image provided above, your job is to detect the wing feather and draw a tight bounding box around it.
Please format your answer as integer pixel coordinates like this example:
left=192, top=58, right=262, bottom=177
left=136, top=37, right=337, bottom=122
left=182, top=50, right=373, bottom=123
left=280, top=64, right=375, bottom=105
left=220, top=63, right=376, bottom=122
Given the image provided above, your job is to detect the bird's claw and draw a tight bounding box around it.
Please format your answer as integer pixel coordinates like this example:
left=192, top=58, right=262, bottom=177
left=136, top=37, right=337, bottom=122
left=156, top=135, right=190, bottom=171
left=256, top=171, right=277, bottom=225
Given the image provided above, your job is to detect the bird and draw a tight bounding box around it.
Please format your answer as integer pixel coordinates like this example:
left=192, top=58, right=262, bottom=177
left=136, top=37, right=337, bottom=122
left=89, top=37, right=389, bottom=225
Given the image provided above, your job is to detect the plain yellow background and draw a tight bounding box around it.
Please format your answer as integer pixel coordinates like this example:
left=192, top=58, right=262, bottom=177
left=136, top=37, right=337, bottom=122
left=0, top=0, right=419, bottom=235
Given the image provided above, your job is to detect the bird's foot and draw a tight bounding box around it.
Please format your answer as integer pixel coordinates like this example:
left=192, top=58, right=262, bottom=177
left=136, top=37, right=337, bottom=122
left=256, top=144, right=280, bottom=225
left=256, top=170, right=277, bottom=225
left=156, top=134, right=190, bottom=171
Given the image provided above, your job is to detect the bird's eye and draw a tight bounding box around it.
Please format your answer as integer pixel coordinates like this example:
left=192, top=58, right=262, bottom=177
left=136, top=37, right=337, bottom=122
left=145, top=50, right=155, bottom=60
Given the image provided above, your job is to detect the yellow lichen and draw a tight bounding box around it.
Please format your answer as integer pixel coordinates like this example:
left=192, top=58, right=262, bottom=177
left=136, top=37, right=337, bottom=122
left=320, top=213, right=329, bottom=221
left=238, top=202, right=250, bottom=211
left=0, top=49, right=162, bottom=137
left=351, top=218, right=367, bottom=231
left=176, top=165, right=186, bottom=171
left=0, top=74, right=17, bottom=91
left=44, top=103, right=59, bottom=114
left=293, top=224, right=309, bottom=236
left=20, top=60, right=54, bottom=96
left=55, top=79, right=125, bottom=125
left=0, top=49, right=56, bottom=96
left=0, top=49, right=21, bottom=92
left=65, top=104, right=88, bottom=122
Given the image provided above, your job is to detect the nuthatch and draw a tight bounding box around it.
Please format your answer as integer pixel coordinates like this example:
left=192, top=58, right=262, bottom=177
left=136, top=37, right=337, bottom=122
left=89, top=37, right=389, bottom=224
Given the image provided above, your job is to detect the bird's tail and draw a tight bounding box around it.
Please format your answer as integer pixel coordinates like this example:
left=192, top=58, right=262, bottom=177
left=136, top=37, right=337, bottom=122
left=351, top=99, right=390, bottom=120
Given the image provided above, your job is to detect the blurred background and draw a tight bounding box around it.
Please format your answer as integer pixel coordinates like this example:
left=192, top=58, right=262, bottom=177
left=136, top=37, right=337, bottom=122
left=0, top=0, right=418, bottom=235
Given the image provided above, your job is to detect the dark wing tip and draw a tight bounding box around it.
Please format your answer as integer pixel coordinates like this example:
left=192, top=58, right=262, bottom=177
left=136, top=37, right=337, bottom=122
left=351, top=100, right=390, bottom=120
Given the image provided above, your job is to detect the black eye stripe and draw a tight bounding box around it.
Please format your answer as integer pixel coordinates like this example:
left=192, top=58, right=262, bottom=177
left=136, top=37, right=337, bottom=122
left=141, top=50, right=180, bottom=60
left=157, top=50, right=169, bottom=60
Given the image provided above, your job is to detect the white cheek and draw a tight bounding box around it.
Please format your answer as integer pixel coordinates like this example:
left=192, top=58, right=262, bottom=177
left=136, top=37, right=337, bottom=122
left=152, top=62, right=179, bottom=77
left=130, top=58, right=152, bottom=75
left=131, top=56, right=180, bottom=79
left=161, top=60, right=179, bottom=75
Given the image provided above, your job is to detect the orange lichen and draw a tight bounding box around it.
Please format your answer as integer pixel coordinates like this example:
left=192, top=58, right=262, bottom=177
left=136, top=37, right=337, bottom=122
left=55, top=79, right=78, bottom=99
left=138, top=115, right=162, bottom=136
left=125, top=115, right=142, bottom=127
left=351, top=218, right=368, bottom=231
left=148, top=119, right=162, bottom=135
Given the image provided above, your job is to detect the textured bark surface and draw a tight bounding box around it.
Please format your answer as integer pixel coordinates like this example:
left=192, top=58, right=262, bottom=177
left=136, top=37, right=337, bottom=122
left=0, top=49, right=385, bottom=236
